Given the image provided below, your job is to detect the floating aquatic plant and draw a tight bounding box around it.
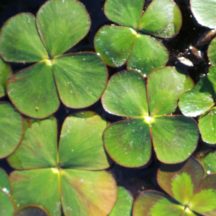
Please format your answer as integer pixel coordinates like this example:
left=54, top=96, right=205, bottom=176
left=179, top=37, right=216, bottom=144
left=7, top=112, right=117, bottom=216
left=0, top=168, right=48, bottom=216
left=0, top=0, right=108, bottom=118
left=0, top=0, right=216, bottom=215
left=0, top=102, right=23, bottom=159
left=0, top=59, right=11, bottom=98
left=109, top=187, right=133, bottom=216
left=190, top=0, right=216, bottom=29
left=102, top=67, right=199, bottom=167
left=133, top=159, right=216, bottom=216
left=197, top=150, right=216, bottom=175
left=94, top=0, right=182, bottom=75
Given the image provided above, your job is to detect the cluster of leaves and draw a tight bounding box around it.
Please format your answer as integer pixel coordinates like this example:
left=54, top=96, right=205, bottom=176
left=94, top=0, right=182, bottom=75
left=134, top=159, right=216, bottom=216
left=0, top=0, right=107, bottom=119
left=0, top=0, right=216, bottom=215
left=179, top=37, right=216, bottom=144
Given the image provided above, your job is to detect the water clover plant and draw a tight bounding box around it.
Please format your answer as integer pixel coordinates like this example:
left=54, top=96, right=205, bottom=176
left=0, top=102, right=23, bottom=159
left=179, top=37, right=216, bottom=144
left=7, top=112, right=117, bottom=216
left=94, top=0, right=182, bottom=75
left=0, top=168, right=13, bottom=216
left=102, top=67, right=199, bottom=167
left=198, top=151, right=216, bottom=174
left=133, top=159, right=216, bottom=216
left=0, top=59, right=11, bottom=97
left=109, top=187, right=133, bottom=216
left=190, top=0, right=216, bottom=29
left=0, top=168, right=48, bottom=216
left=0, top=0, right=108, bottom=119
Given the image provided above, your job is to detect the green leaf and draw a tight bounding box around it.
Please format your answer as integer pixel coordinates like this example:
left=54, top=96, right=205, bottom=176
left=53, top=53, right=107, bottom=108
left=152, top=116, right=198, bottom=164
left=104, top=119, right=151, bottom=167
left=61, top=169, right=117, bottom=216
left=94, top=26, right=168, bottom=74
left=191, top=0, right=216, bottom=29
left=104, top=0, right=144, bottom=29
left=127, top=34, right=168, bottom=75
left=10, top=169, right=61, bottom=216
left=0, top=168, right=10, bottom=192
left=148, top=67, right=194, bottom=116
left=0, top=169, right=13, bottom=216
left=7, top=63, right=60, bottom=118
left=0, top=13, right=48, bottom=63
left=199, top=107, right=216, bottom=144
left=190, top=189, right=216, bottom=214
left=59, top=112, right=109, bottom=170
left=8, top=118, right=58, bottom=169
left=15, top=207, right=48, bottom=216
left=150, top=198, right=186, bottom=216
left=94, top=25, right=136, bottom=67
left=133, top=191, right=165, bottom=216
left=179, top=77, right=215, bottom=117
left=179, top=91, right=214, bottom=117
left=0, top=59, right=11, bottom=98
left=200, top=151, right=216, bottom=174
left=0, top=103, right=23, bottom=159
left=208, top=66, right=216, bottom=93
left=0, top=191, right=14, bottom=216
left=157, top=159, right=205, bottom=198
left=10, top=168, right=117, bottom=216
left=171, top=172, right=194, bottom=204
left=208, top=37, right=216, bottom=66
left=102, top=71, right=148, bottom=118
left=9, top=115, right=117, bottom=216
left=36, top=0, right=90, bottom=57
left=139, top=0, right=182, bottom=38
left=109, top=187, right=133, bottom=216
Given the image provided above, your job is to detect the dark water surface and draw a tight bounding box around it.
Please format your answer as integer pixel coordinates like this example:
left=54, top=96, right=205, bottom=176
left=0, top=0, right=213, bottom=198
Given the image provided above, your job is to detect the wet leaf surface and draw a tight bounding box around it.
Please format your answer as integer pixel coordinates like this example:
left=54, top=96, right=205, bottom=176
left=199, top=151, right=216, bottom=174
left=95, top=0, right=182, bottom=74
left=199, top=107, right=216, bottom=144
left=191, top=0, right=216, bottom=29
left=36, top=0, right=90, bottom=57
left=0, top=59, right=11, bottom=98
left=0, top=0, right=107, bottom=118
left=109, top=187, right=133, bottom=216
left=103, top=68, right=198, bottom=166
left=134, top=159, right=216, bottom=215
left=8, top=113, right=117, bottom=216
left=0, top=103, right=23, bottom=159
left=0, top=169, right=13, bottom=216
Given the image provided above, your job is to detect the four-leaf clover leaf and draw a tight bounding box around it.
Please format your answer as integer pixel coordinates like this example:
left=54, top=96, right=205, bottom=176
left=7, top=112, right=117, bottom=216
left=94, top=0, right=182, bottom=75
left=102, top=67, right=199, bottom=167
left=0, top=0, right=108, bottom=118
